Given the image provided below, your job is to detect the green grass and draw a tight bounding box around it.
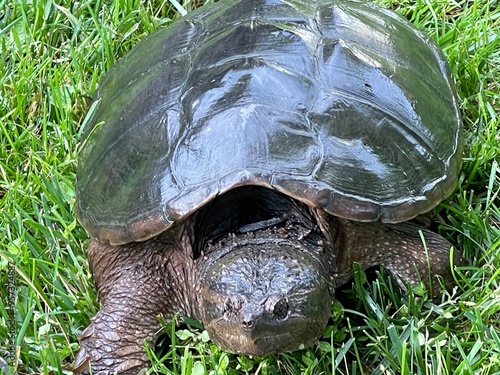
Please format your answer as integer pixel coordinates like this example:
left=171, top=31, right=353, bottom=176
left=0, top=0, right=499, bottom=374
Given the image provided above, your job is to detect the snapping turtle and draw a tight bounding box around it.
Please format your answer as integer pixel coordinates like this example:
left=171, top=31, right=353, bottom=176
left=74, top=0, right=462, bottom=373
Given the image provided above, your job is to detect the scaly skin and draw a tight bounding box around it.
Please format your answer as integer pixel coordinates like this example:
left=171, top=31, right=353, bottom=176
left=74, top=203, right=460, bottom=374
left=325, top=216, right=462, bottom=296
left=74, top=229, right=196, bottom=374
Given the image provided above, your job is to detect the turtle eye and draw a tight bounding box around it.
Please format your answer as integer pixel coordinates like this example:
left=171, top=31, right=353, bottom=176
left=273, top=298, right=289, bottom=320
left=265, top=296, right=288, bottom=320
left=223, top=295, right=243, bottom=316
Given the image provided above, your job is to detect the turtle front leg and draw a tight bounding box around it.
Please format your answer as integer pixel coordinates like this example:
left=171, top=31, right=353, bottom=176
left=74, top=236, right=192, bottom=374
left=333, top=219, right=462, bottom=297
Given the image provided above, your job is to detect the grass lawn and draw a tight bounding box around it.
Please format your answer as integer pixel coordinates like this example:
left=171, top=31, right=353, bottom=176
left=0, top=0, right=499, bottom=374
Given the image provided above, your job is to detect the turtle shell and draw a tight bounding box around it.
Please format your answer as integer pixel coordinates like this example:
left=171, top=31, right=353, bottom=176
left=76, top=0, right=462, bottom=245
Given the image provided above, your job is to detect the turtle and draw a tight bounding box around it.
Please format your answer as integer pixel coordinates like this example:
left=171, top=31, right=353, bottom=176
left=73, top=0, right=463, bottom=373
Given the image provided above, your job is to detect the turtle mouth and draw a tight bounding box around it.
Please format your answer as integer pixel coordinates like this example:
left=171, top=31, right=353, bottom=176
left=235, top=333, right=296, bottom=356
left=223, top=329, right=293, bottom=347
left=206, top=314, right=318, bottom=356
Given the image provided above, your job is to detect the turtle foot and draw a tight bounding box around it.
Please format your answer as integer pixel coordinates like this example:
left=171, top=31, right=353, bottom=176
left=73, top=309, right=155, bottom=375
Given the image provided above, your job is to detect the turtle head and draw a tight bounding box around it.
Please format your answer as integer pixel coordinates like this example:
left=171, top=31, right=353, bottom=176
left=197, top=234, right=333, bottom=355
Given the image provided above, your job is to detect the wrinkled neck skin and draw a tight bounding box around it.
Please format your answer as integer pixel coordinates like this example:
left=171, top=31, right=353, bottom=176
left=186, top=187, right=337, bottom=356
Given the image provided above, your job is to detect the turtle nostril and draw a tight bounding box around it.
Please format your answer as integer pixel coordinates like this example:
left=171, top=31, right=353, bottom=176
left=242, top=317, right=254, bottom=330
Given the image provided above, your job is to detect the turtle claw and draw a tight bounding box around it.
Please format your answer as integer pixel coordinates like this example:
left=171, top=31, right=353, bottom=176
left=73, top=321, right=95, bottom=373
left=73, top=344, right=90, bottom=374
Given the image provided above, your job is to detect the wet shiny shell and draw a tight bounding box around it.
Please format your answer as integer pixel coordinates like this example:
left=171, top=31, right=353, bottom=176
left=76, top=0, right=462, bottom=245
